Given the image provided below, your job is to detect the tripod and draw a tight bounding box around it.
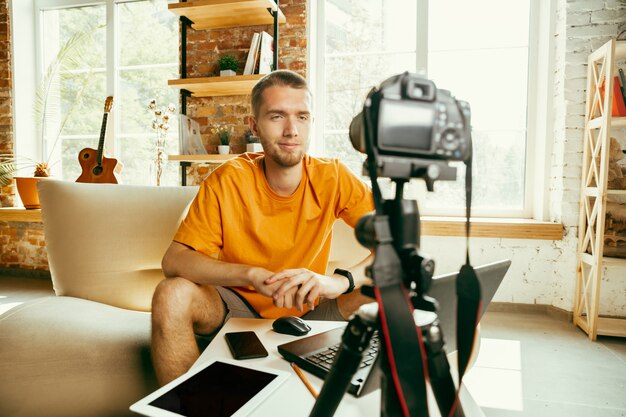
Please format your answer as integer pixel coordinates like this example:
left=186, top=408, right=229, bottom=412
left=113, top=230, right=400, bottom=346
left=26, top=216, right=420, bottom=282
left=308, top=177, right=464, bottom=417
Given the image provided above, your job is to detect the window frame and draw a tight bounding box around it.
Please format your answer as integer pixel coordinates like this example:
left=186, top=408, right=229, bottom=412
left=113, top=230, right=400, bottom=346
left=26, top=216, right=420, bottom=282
left=26, top=0, right=179, bottom=183
left=309, top=0, right=556, bottom=221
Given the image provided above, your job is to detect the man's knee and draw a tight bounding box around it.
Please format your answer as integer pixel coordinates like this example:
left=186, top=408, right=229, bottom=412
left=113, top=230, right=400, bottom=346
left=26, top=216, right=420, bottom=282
left=152, top=277, right=205, bottom=323
left=336, top=288, right=375, bottom=320
left=152, top=278, right=225, bottom=332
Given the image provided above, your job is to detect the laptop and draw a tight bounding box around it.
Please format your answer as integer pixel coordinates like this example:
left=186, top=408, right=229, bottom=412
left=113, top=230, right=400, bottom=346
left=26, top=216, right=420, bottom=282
left=277, top=259, right=511, bottom=397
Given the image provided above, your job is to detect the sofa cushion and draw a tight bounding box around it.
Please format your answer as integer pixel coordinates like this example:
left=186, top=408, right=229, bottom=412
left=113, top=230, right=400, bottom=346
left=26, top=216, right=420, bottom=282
left=0, top=296, right=158, bottom=417
left=38, top=181, right=199, bottom=311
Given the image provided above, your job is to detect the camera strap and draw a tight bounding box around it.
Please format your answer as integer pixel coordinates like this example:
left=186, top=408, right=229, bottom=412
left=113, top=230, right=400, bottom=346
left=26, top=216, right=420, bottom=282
left=449, top=154, right=483, bottom=415
left=371, top=217, right=430, bottom=417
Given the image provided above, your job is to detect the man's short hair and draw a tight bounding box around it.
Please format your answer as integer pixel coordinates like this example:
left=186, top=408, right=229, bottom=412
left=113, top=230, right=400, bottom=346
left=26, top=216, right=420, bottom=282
left=251, top=70, right=311, bottom=117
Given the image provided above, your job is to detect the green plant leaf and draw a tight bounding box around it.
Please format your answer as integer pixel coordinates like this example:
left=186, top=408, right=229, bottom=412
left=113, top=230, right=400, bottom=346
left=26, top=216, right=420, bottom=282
left=33, top=26, right=103, bottom=166
left=0, top=158, right=16, bottom=187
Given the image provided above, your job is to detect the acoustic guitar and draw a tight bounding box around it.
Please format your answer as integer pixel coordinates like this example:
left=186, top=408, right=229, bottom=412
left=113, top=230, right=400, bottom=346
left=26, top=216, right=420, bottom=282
left=76, top=96, right=122, bottom=184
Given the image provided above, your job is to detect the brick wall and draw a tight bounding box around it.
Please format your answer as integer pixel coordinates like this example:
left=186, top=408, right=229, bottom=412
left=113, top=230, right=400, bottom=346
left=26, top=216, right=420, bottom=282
left=183, top=0, right=307, bottom=176
left=0, top=0, right=15, bottom=207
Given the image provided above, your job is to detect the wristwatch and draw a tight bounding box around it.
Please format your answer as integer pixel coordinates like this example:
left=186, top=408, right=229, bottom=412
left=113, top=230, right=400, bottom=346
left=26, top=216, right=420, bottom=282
left=334, top=268, right=355, bottom=294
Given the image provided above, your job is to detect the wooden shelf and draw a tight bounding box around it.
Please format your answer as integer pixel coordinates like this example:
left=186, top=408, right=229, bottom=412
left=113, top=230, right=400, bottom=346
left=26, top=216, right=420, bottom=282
left=0, top=208, right=42, bottom=222
left=575, top=316, right=626, bottom=338
left=168, top=74, right=264, bottom=97
left=168, top=0, right=285, bottom=30
left=588, top=116, right=626, bottom=129
left=602, top=256, right=626, bottom=267
left=168, top=154, right=240, bottom=163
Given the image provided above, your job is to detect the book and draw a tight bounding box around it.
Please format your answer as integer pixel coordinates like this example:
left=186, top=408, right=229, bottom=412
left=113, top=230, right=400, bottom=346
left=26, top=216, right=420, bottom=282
left=610, top=76, right=626, bottom=117
left=599, top=76, right=626, bottom=117
left=243, top=32, right=261, bottom=75
left=257, top=31, right=274, bottom=74
left=179, top=115, right=206, bottom=155
left=619, top=68, right=626, bottom=106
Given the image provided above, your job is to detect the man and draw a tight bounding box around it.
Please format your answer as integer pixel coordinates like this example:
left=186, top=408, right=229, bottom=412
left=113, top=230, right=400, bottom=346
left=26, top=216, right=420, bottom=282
left=152, top=70, right=374, bottom=385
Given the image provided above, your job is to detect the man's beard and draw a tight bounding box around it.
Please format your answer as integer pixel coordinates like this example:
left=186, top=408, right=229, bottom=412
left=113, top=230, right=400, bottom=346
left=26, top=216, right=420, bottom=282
left=262, top=141, right=308, bottom=168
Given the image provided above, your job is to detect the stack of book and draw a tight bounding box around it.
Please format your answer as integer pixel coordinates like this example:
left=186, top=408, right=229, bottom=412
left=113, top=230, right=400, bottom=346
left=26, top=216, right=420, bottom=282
left=608, top=68, right=626, bottom=117
left=243, top=31, right=274, bottom=75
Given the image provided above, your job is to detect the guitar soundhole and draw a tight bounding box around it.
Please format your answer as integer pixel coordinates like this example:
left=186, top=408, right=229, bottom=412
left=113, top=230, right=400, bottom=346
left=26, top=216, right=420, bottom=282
left=92, top=166, right=103, bottom=176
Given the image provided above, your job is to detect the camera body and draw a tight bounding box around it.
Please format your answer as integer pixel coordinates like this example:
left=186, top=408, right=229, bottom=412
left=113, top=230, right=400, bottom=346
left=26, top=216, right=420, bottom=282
left=350, top=72, right=471, bottom=163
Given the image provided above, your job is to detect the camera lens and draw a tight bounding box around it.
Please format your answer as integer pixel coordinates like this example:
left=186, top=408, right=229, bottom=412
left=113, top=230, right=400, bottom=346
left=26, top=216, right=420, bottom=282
left=349, top=112, right=366, bottom=153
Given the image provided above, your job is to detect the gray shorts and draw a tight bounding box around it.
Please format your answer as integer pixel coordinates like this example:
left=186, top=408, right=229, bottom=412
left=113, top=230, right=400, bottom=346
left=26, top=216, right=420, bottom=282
left=215, top=286, right=345, bottom=322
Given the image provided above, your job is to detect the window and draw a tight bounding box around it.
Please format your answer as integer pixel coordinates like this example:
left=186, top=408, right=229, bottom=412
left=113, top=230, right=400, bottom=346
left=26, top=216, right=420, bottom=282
left=37, top=0, right=179, bottom=186
left=316, top=0, right=535, bottom=217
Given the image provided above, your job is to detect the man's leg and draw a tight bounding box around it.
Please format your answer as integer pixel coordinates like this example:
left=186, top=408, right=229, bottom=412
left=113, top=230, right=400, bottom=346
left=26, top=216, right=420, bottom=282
left=336, top=289, right=374, bottom=320
left=151, top=277, right=226, bottom=386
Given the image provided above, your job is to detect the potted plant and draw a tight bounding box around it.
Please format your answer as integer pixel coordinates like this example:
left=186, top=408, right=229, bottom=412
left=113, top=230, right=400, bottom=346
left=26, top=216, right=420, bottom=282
left=245, top=129, right=263, bottom=152
left=212, top=124, right=233, bottom=154
left=218, top=54, right=239, bottom=77
left=0, top=28, right=97, bottom=208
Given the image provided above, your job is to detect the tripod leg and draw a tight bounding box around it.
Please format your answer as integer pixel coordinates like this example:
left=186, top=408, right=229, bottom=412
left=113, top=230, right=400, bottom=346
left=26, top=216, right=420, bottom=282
left=426, top=323, right=465, bottom=417
left=309, top=314, right=377, bottom=417
left=379, top=348, right=405, bottom=417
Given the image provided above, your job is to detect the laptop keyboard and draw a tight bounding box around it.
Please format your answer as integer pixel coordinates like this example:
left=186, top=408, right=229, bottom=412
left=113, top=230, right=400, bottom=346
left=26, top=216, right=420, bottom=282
left=304, top=332, right=380, bottom=371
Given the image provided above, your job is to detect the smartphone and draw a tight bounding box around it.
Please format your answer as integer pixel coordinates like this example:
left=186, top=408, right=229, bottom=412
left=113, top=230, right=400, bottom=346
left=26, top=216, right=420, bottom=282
left=224, top=331, right=269, bottom=360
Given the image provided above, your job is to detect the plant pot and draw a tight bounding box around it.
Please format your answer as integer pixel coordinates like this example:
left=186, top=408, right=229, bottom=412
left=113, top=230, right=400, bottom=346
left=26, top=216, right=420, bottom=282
left=15, top=176, right=51, bottom=209
left=219, top=70, right=236, bottom=77
left=217, top=145, right=230, bottom=155
left=246, top=143, right=263, bottom=153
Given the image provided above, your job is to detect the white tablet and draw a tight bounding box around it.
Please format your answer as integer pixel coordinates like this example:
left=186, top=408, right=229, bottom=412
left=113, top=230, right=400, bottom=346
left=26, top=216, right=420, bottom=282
left=130, top=357, right=290, bottom=417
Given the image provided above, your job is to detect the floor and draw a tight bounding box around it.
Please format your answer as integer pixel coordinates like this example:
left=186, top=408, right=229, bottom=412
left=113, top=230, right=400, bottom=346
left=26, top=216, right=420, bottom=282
left=1, top=274, right=625, bottom=417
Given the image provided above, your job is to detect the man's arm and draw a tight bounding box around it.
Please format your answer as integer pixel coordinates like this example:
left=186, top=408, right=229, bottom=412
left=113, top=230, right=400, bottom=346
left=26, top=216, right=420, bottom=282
left=265, top=253, right=374, bottom=311
left=161, top=241, right=279, bottom=297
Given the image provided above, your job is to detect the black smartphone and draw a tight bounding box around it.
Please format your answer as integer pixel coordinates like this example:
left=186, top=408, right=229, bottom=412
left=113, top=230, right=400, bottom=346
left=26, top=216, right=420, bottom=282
left=224, top=331, right=269, bottom=360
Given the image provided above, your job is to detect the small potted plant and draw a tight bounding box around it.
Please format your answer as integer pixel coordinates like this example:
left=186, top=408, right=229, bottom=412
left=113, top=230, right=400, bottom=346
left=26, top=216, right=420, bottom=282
left=212, top=124, right=233, bottom=154
left=218, top=54, right=239, bottom=77
left=245, top=129, right=263, bottom=153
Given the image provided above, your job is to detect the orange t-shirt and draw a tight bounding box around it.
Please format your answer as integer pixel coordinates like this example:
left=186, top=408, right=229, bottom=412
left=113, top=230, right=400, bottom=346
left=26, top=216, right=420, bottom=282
left=173, top=153, right=373, bottom=318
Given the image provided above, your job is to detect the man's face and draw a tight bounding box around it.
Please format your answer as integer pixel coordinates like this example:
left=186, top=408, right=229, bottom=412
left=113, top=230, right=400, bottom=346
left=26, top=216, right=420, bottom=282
left=250, top=85, right=312, bottom=168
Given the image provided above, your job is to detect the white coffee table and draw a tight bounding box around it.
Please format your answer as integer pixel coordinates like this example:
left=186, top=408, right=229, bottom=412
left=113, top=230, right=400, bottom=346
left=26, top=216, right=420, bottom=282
left=195, top=318, right=485, bottom=417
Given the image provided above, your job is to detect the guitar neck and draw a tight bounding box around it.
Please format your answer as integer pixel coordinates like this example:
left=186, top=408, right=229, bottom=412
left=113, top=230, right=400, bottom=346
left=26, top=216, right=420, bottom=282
left=96, top=112, right=109, bottom=166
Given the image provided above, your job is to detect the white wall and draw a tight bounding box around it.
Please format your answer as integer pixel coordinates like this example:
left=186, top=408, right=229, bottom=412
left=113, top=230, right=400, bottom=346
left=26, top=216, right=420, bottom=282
left=424, top=0, right=626, bottom=317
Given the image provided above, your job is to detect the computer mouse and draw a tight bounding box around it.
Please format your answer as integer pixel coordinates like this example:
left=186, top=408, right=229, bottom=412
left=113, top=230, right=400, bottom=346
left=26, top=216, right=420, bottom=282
left=272, top=315, right=312, bottom=336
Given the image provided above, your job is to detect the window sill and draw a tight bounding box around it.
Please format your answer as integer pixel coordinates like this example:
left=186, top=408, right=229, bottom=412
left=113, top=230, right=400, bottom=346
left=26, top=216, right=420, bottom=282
left=421, top=217, right=563, bottom=240
left=0, top=208, right=42, bottom=222
left=0, top=209, right=563, bottom=240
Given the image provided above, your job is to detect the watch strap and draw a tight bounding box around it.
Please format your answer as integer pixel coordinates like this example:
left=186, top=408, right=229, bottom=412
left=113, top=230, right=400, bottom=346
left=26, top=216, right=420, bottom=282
left=334, top=268, right=355, bottom=294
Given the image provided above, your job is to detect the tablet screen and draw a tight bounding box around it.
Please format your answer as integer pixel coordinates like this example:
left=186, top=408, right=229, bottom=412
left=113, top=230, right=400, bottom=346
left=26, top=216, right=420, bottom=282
left=148, top=361, right=278, bottom=417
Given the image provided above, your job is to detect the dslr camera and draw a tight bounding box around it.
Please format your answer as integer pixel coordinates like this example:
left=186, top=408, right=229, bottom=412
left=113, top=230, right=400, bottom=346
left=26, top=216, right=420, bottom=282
left=349, top=72, right=472, bottom=182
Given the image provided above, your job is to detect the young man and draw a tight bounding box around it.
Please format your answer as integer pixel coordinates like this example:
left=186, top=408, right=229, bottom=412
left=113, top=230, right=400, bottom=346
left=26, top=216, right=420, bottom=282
left=152, top=70, right=374, bottom=385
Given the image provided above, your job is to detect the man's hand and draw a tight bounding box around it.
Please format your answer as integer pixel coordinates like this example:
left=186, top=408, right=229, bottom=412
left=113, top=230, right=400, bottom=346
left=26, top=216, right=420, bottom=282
left=247, top=266, right=284, bottom=297
left=264, top=269, right=349, bottom=311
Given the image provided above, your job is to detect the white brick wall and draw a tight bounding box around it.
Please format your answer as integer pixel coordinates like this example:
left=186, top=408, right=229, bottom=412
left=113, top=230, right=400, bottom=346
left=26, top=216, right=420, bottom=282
left=425, top=0, right=626, bottom=317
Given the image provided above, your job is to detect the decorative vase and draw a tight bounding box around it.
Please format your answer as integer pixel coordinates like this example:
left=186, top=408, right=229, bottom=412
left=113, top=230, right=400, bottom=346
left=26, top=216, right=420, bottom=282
left=246, top=143, right=263, bottom=153
left=219, top=69, right=236, bottom=77
left=217, top=145, right=230, bottom=155
left=15, top=176, right=51, bottom=209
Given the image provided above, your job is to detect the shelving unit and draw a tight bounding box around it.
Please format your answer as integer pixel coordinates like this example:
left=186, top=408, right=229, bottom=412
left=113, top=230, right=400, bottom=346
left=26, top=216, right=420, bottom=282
left=574, top=38, right=626, bottom=340
left=168, top=0, right=284, bottom=99
left=168, top=0, right=285, bottom=184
